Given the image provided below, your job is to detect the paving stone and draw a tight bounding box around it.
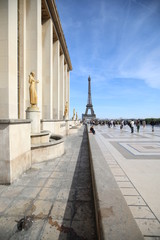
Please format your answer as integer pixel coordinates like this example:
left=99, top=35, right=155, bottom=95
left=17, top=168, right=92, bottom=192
left=109, top=164, right=119, bottom=168
left=135, top=219, right=160, bottom=236
left=41, top=219, right=68, bottom=240
left=31, top=200, right=53, bottom=216
left=56, top=188, right=76, bottom=201
left=144, top=237, right=160, bottom=240
left=0, top=198, right=13, bottom=214
left=44, top=178, right=62, bottom=188
left=50, top=171, right=66, bottom=179
left=129, top=206, right=156, bottom=219
left=0, top=216, right=17, bottom=240
left=26, top=178, right=47, bottom=187
left=14, top=177, right=32, bottom=186
left=0, top=126, right=97, bottom=239
left=50, top=200, right=72, bottom=220
left=61, top=179, right=73, bottom=189
left=117, top=181, right=134, bottom=188
left=5, top=199, right=33, bottom=216
left=19, top=187, right=41, bottom=199
left=114, top=175, right=129, bottom=181
left=110, top=167, right=125, bottom=176
left=24, top=168, right=40, bottom=178
left=120, top=187, right=139, bottom=196
left=124, top=196, right=146, bottom=206
left=35, top=171, right=52, bottom=178
left=0, top=185, right=7, bottom=195
left=0, top=186, right=24, bottom=198
left=37, top=187, right=59, bottom=201
left=10, top=219, right=45, bottom=240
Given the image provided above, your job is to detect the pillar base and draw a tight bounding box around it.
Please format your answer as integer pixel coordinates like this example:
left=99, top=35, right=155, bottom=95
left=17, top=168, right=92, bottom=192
left=26, top=107, right=40, bottom=133
left=63, top=115, right=68, bottom=120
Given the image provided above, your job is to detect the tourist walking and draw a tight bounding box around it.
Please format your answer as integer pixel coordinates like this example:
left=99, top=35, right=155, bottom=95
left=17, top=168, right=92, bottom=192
left=142, top=120, right=146, bottom=129
left=136, top=120, right=140, bottom=133
left=130, top=120, right=134, bottom=133
left=120, top=120, right=124, bottom=130
left=150, top=120, right=155, bottom=132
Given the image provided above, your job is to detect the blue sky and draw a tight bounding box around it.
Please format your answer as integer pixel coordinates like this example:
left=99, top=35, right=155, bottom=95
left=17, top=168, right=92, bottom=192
left=55, top=0, right=160, bottom=119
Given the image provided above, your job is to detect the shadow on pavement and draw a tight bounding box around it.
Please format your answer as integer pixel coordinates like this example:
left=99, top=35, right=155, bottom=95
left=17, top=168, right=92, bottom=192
left=57, top=126, right=97, bottom=240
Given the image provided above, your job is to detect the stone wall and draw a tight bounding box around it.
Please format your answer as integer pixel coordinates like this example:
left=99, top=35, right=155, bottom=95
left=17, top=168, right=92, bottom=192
left=0, top=120, right=31, bottom=184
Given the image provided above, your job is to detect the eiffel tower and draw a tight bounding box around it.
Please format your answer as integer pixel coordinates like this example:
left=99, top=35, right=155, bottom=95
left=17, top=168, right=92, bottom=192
left=82, top=76, right=96, bottom=120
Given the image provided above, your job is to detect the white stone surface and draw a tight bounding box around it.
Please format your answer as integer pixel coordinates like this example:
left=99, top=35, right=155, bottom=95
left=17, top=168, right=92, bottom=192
left=41, top=120, right=68, bottom=136
left=95, top=125, right=160, bottom=237
left=124, top=196, right=146, bottom=206
left=135, top=219, right=160, bottom=236
left=117, top=181, right=134, bottom=188
left=0, top=0, right=71, bottom=121
left=53, top=41, right=60, bottom=119
left=129, top=206, right=155, bottom=219
left=64, top=64, right=67, bottom=107
left=26, top=0, right=42, bottom=115
left=67, top=71, right=70, bottom=119
left=0, top=0, right=18, bottom=118
left=60, top=54, right=64, bottom=119
left=18, top=0, right=27, bottom=119
left=31, top=141, right=64, bottom=163
left=0, top=122, right=31, bottom=184
left=26, top=108, right=40, bottom=133
left=42, top=19, right=53, bottom=119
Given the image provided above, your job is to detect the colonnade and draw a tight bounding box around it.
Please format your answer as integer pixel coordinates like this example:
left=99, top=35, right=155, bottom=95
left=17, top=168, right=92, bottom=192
left=0, top=0, right=71, bottom=120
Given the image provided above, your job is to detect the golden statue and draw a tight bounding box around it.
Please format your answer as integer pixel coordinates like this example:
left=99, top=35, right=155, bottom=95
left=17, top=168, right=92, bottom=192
left=29, top=72, right=39, bottom=107
left=64, top=101, right=68, bottom=117
left=72, top=108, right=75, bottom=120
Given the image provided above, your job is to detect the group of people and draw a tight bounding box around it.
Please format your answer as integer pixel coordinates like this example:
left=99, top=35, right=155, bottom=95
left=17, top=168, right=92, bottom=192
left=127, top=120, right=140, bottom=133
left=88, top=119, right=156, bottom=135
left=120, top=119, right=155, bottom=133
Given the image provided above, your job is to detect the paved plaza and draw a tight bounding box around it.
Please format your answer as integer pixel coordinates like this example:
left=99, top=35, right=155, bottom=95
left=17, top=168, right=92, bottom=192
left=94, top=124, right=160, bottom=239
left=0, top=126, right=97, bottom=240
left=0, top=123, right=160, bottom=239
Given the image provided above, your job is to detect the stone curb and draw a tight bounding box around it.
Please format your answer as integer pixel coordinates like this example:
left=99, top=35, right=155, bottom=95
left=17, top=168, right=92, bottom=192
left=87, top=128, right=144, bottom=240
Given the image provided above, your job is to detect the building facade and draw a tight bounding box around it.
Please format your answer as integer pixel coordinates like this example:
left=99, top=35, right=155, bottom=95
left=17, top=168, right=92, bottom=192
left=0, top=0, right=74, bottom=184
left=0, top=0, right=72, bottom=120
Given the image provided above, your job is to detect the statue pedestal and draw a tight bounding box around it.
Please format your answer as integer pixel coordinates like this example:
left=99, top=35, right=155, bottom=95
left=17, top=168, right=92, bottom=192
left=26, top=107, right=40, bottom=133
left=63, top=115, right=68, bottom=120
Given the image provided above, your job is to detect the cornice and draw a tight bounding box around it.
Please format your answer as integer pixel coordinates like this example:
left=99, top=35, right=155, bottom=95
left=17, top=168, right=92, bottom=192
left=42, top=0, right=72, bottom=71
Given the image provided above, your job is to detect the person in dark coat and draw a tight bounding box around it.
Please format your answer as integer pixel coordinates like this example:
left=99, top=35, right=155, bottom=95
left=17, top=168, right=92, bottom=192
left=90, top=126, right=95, bottom=134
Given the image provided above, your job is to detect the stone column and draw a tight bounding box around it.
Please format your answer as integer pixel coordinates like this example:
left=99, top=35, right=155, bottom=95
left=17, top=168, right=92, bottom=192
left=42, top=19, right=53, bottom=119
left=67, top=70, right=70, bottom=119
left=26, top=0, right=42, bottom=115
left=18, top=0, right=27, bottom=119
left=53, top=40, right=60, bottom=119
left=0, top=0, right=18, bottom=119
left=64, top=64, right=67, bottom=106
left=60, top=54, right=64, bottom=119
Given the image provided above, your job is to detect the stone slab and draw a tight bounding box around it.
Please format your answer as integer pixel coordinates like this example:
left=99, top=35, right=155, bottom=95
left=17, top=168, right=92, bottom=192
left=88, top=128, right=144, bottom=240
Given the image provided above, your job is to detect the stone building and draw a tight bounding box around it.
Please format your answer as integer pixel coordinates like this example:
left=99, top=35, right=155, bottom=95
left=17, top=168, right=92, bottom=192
left=0, top=0, right=74, bottom=184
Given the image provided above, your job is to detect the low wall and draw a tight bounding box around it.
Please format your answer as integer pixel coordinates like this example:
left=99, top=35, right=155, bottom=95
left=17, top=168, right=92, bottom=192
left=41, top=119, right=69, bottom=136
left=87, top=128, right=144, bottom=240
left=0, top=118, right=80, bottom=185
left=31, top=139, right=64, bottom=164
left=69, top=121, right=82, bottom=134
left=0, top=120, right=31, bottom=184
left=41, top=119, right=81, bottom=136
